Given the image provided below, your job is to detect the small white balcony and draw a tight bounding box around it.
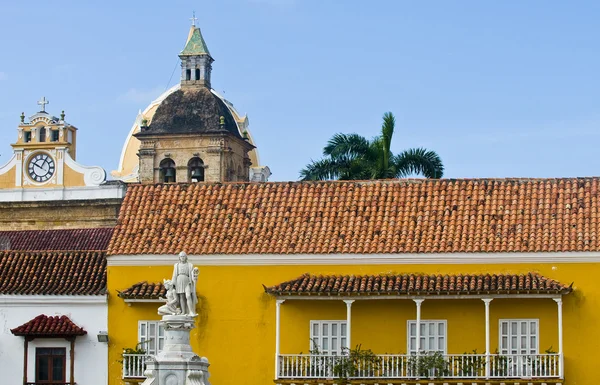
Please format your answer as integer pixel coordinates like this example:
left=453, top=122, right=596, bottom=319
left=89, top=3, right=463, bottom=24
left=122, top=353, right=148, bottom=379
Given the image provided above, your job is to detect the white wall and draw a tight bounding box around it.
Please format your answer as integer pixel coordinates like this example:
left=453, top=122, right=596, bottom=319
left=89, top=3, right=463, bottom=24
left=0, top=296, right=108, bottom=385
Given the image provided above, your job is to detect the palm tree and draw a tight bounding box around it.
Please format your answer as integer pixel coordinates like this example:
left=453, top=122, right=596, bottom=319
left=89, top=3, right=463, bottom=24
left=300, top=112, right=444, bottom=180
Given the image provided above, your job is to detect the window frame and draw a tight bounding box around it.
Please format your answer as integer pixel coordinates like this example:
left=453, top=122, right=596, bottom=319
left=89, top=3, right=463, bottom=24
left=406, top=319, right=447, bottom=354
left=138, top=320, right=166, bottom=356
left=498, top=319, right=539, bottom=355
left=309, top=320, right=348, bottom=356
left=35, top=347, right=66, bottom=384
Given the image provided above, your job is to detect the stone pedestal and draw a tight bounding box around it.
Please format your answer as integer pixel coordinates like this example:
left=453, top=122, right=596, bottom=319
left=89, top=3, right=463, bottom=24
left=141, top=315, right=211, bottom=385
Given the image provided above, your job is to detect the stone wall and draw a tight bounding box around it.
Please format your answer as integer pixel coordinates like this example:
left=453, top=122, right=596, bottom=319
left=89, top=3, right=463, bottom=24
left=0, top=198, right=122, bottom=230
left=138, top=133, right=252, bottom=183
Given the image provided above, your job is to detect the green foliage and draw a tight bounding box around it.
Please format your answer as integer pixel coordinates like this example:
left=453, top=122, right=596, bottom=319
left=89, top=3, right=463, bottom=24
left=457, top=349, right=485, bottom=377
left=490, top=349, right=511, bottom=377
left=300, top=112, right=444, bottom=181
left=408, top=351, right=450, bottom=378
left=332, top=344, right=382, bottom=381
left=119, top=342, right=148, bottom=367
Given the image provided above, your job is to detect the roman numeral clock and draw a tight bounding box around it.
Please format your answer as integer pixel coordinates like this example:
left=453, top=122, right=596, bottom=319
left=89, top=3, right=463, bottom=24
left=27, top=153, right=55, bottom=183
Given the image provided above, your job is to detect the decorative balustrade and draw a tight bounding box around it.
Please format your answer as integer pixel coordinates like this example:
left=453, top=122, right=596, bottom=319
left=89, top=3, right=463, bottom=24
left=277, top=353, right=561, bottom=380
left=122, top=353, right=149, bottom=379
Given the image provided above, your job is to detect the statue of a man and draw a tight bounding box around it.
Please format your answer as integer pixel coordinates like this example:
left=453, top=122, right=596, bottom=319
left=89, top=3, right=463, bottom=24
left=171, top=251, right=198, bottom=316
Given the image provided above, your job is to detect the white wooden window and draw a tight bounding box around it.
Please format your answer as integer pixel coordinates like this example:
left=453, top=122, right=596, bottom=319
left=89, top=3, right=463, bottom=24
left=138, top=321, right=165, bottom=355
left=407, top=320, right=447, bottom=354
left=310, top=321, right=347, bottom=355
left=499, top=319, right=539, bottom=355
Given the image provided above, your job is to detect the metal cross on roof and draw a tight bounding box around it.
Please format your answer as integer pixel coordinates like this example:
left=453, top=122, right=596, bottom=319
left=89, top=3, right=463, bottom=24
left=37, top=96, right=49, bottom=112
left=190, top=11, right=198, bottom=27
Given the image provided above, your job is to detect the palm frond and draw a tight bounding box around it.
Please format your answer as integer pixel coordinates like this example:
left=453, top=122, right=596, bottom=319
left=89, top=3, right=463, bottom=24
left=299, top=158, right=348, bottom=181
left=323, top=133, right=371, bottom=160
left=394, top=148, right=444, bottom=179
left=380, top=112, right=395, bottom=172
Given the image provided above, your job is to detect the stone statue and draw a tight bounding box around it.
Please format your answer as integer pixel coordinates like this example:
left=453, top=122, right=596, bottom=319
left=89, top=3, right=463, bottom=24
left=171, top=251, right=199, bottom=317
left=157, top=279, right=180, bottom=316
left=142, top=252, right=210, bottom=385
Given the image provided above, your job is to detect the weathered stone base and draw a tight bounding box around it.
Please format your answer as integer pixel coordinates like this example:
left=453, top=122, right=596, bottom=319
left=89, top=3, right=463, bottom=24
left=141, top=315, right=211, bottom=385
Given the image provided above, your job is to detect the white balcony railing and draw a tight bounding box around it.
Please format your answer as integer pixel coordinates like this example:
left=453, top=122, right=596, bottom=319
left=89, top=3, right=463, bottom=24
left=277, top=353, right=561, bottom=380
left=122, top=354, right=149, bottom=379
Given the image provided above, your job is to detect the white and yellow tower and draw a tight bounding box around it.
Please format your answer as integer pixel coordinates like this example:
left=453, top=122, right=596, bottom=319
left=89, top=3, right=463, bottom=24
left=0, top=98, right=122, bottom=202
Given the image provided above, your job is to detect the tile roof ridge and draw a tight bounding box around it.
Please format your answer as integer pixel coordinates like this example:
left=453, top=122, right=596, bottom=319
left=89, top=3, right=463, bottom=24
left=127, top=176, right=600, bottom=189
left=264, top=271, right=573, bottom=295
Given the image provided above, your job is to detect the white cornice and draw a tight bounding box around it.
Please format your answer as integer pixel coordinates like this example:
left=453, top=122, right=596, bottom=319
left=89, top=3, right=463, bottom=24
left=106, top=251, right=600, bottom=266
left=0, top=295, right=107, bottom=305
left=124, top=299, right=164, bottom=303
left=0, top=184, right=125, bottom=202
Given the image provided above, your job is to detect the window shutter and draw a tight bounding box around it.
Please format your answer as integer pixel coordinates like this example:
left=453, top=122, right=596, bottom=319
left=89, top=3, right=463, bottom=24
left=138, top=321, right=148, bottom=351
left=499, top=319, right=539, bottom=355
left=407, top=320, right=447, bottom=354
left=138, top=320, right=165, bottom=355
left=309, top=321, right=347, bottom=355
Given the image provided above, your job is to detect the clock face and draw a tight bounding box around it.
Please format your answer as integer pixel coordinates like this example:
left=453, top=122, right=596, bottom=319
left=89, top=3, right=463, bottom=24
left=27, top=153, right=55, bottom=183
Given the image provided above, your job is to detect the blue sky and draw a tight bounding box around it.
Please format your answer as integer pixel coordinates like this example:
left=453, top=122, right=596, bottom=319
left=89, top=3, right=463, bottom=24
left=0, top=0, right=599, bottom=181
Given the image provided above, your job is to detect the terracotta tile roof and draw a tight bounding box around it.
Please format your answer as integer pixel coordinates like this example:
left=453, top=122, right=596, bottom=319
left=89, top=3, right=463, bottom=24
left=0, top=251, right=106, bottom=295
left=265, top=273, right=572, bottom=296
left=11, top=314, right=87, bottom=337
left=118, top=281, right=166, bottom=299
left=0, top=228, right=113, bottom=251
left=108, top=178, right=600, bottom=255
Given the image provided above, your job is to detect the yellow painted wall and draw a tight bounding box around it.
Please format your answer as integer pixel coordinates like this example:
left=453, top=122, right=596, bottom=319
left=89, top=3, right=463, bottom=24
left=62, top=164, right=86, bottom=187
left=107, top=262, right=594, bottom=385
left=0, top=165, right=16, bottom=188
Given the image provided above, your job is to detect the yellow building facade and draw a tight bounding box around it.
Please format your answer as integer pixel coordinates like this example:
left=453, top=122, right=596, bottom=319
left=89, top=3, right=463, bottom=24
left=106, top=179, right=599, bottom=385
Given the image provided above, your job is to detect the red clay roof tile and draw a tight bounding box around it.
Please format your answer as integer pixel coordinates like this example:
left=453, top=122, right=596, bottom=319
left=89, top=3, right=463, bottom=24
left=265, top=273, right=572, bottom=296
left=0, top=228, right=113, bottom=251
left=108, top=178, right=600, bottom=255
left=117, top=281, right=166, bottom=299
left=0, top=251, right=106, bottom=295
left=11, top=314, right=87, bottom=337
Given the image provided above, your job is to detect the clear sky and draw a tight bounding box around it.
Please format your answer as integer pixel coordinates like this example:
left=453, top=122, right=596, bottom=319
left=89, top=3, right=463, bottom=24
left=0, top=0, right=599, bottom=181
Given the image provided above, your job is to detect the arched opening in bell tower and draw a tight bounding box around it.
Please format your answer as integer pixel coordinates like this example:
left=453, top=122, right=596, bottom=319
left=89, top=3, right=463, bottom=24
left=188, top=157, right=204, bottom=182
left=159, top=158, right=176, bottom=183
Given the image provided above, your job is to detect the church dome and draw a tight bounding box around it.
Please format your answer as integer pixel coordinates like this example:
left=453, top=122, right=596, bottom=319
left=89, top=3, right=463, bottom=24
left=111, top=22, right=269, bottom=183
left=111, top=85, right=264, bottom=182
left=135, top=87, right=241, bottom=138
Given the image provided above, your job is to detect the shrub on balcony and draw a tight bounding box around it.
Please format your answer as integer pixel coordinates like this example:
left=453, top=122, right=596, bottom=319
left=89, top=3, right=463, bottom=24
left=120, top=342, right=148, bottom=374
left=457, top=349, right=485, bottom=377
left=332, top=344, right=382, bottom=381
left=408, top=351, right=451, bottom=379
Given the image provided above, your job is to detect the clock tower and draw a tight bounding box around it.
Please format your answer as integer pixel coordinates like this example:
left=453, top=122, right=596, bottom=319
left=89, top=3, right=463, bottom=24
left=0, top=98, right=122, bottom=202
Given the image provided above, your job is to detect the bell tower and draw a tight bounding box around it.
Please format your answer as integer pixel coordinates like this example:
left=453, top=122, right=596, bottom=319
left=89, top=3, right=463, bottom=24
left=135, top=17, right=255, bottom=185
left=0, top=97, right=110, bottom=200
left=180, top=13, right=213, bottom=89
